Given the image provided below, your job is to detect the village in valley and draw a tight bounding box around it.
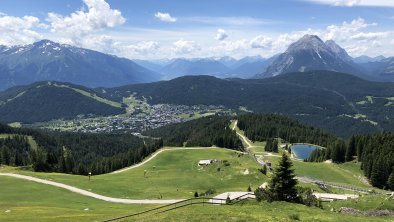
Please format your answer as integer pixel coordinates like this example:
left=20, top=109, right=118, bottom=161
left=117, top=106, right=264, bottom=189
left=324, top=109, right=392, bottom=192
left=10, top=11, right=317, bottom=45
left=28, top=104, right=233, bottom=133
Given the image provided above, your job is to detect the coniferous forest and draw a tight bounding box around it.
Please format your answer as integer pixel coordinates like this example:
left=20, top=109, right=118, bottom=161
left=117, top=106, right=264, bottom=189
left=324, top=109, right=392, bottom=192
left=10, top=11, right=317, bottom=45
left=143, top=116, right=244, bottom=150
left=237, top=114, right=337, bottom=147
left=0, top=124, right=163, bottom=175
left=308, top=132, right=394, bottom=190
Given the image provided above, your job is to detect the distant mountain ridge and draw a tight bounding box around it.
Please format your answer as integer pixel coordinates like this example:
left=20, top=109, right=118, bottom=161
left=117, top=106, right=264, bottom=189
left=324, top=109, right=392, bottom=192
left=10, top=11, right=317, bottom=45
left=255, top=35, right=361, bottom=78
left=135, top=55, right=273, bottom=79
left=0, top=40, right=160, bottom=90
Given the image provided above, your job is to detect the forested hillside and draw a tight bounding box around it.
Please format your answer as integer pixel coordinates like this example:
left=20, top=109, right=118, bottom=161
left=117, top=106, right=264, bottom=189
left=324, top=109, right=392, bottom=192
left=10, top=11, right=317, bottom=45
left=237, top=114, right=338, bottom=147
left=309, top=132, right=394, bottom=190
left=0, top=124, right=162, bottom=175
left=0, top=82, right=125, bottom=123
left=1, top=71, right=394, bottom=138
left=100, top=71, right=394, bottom=138
left=143, top=116, right=244, bottom=150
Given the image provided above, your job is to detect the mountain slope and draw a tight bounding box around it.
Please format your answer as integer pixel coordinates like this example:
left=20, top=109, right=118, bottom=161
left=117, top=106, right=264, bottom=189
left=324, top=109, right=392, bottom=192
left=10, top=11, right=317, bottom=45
left=0, top=81, right=125, bottom=123
left=256, top=35, right=360, bottom=78
left=0, top=40, right=160, bottom=90
left=2, top=71, right=393, bottom=137
left=101, top=71, right=394, bottom=137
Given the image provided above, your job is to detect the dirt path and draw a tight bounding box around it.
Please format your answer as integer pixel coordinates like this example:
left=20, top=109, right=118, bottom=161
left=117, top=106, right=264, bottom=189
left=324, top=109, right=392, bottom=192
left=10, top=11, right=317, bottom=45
left=232, top=120, right=238, bottom=130
left=0, top=147, right=248, bottom=204
left=0, top=173, right=184, bottom=204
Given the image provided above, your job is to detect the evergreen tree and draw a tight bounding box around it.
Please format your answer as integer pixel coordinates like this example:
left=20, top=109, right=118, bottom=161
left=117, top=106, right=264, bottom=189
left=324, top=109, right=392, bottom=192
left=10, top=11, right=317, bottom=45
left=1, top=146, right=10, bottom=165
left=272, top=139, right=279, bottom=153
left=345, top=136, right=356, bottom=161
left=388, top=170, right=394, bottom=191
left=370, top=159, right=385, bottom=188
left=269, top=153, right=298, bottom=202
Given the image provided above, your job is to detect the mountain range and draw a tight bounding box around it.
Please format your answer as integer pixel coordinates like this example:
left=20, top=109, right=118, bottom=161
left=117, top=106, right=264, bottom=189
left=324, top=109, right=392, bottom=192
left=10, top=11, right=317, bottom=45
left=1, top=36, right=394, bottom=92
left=2, top=71, right=393, bottom=138
left=0, top=40, right=159, bottom=90
left=134, top=56, right=273, bottom=79
left=133, top=35, right=393, bottom=82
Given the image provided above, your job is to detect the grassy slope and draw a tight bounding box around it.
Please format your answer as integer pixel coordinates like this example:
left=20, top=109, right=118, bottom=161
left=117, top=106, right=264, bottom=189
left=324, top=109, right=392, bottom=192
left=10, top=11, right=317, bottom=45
left=1, top=147, right=392, bottom=222
left=0, top=133, right=38, bottom=150
left=0, top=177, right=153, bottom=222
left=1, top=148, right=267, bottom=199
left=53, top=84, right=122, bottom=108
left=1, top=177, right=392, bottom=222
left=231, top=120, right=374, bottom=189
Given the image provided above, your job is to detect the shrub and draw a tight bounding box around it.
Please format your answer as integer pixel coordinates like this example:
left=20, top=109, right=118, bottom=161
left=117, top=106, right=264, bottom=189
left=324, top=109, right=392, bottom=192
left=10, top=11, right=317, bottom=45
left=288, top=214, right=300, bottom=221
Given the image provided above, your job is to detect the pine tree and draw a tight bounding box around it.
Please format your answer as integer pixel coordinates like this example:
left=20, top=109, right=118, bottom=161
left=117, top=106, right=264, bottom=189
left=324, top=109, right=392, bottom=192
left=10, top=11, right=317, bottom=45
left=265, top=139, right=272, bottom=152
left=1, top=146, right=10, bottom=165
left=345, top=136, right=356, bottom=161
left=272, top=139, right=279, bottom=153
left=370, top=159, right=384, bottom=188
left=269, top=153, right=298, bottom=202
left=387, top=170, right=394, bottom=191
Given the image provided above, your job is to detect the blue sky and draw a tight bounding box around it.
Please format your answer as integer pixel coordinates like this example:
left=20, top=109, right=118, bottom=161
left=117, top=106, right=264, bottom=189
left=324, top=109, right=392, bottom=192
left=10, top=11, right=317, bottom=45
left=1, top=0, right=394, bottom=59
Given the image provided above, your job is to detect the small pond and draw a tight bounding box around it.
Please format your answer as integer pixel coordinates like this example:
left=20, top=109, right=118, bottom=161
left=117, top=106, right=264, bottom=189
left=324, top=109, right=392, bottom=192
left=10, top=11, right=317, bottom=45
left=290, top=144, right=321, bottom=160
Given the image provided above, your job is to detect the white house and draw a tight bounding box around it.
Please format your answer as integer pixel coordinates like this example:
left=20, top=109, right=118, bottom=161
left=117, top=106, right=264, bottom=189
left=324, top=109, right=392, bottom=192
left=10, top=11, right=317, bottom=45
left=198, top=160, right=213, bottom=166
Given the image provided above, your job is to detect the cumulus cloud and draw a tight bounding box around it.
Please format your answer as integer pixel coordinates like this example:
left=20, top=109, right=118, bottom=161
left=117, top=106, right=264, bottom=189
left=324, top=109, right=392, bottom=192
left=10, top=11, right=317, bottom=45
left=323, top=18, right=375, bottom=41
left=47, top=0, right=125, bottom=44
left=81, top=35, right=118, bottom=53
left=250, top=35, right=273, bottom=48
left=215, top=29, right=228, bottom=41
left=0, top=14, right=46, bottom=45
left=126, top=41, right=160, bottom=54
left=172, top=39, right=200, bottom=54
left=155, top=12, right=177, bottom=23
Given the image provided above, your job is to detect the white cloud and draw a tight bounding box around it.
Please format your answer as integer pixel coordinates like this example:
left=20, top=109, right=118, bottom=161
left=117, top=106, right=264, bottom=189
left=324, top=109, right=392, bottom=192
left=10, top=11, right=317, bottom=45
left=0, top=14, right=46, bottom=45
left=304, top=0, right=394, bottom=7
left=127, top=41, right=159, bottom=54
left=334, top=0, right=361, bottom=7
left=350, top=32, right=389, bottom=40
left=81, top=35, right=118, bottom=53
left=215, top=29, right=228, bottom=41
left=323, top=18, right=375, bottom=41
left=250, top=35, right=273, bottom=49
left=155, top=12, right=177, bottom=23
left=172, top=39, right=200, bottom=54
left=47, top=0, right=125, bottom=44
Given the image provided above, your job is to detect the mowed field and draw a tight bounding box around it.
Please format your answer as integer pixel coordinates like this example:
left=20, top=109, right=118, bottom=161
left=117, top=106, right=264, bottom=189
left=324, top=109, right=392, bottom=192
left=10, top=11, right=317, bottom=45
left=1, top=147, right=393, bottom=222
left=1, top=176, right=393, bottom=222
left=1, top=148, right=268, bottom=199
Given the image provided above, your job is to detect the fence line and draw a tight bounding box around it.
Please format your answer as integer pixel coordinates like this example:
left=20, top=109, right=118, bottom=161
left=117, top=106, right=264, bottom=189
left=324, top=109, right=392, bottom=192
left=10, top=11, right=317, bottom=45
left=102, top=193, right=254, bottom=222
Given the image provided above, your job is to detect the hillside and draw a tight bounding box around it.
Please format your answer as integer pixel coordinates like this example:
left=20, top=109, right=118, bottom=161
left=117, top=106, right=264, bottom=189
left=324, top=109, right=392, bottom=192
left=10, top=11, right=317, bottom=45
left=0, top=81, right=125, bottom=123
left=102, top=71, right=394, bottom=137
left=0, top=40, right=159, bottom=90
left=1, top=71, right=393, bottom=137
left=143, top=115, right=243, bottom=149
